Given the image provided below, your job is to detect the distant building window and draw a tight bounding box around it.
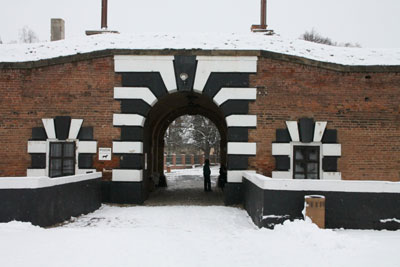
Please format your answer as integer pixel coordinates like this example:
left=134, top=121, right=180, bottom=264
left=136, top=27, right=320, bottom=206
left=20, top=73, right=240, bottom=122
left=49, top=142, right=75, bottom=178
left=293, top=146, right=320, bottom=179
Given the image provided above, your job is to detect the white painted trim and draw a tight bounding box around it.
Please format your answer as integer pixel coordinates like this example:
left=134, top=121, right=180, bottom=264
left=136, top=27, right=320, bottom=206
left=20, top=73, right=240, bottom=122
left=213, top=87, right=257, bottom=106
left=194, top=56, right=257, bottom=93
left=272, top=171, right=291, bottom=179
left=113, top=114, right=146, bottom=127
left=313, top=121, right=327, bottom=142
left=27, top=141, right=46, bottom=153
left=42, top=118, right=56, bottom=139
left=27, top=169, right=46, bottom=177
left=114, top=87, right=158, bottom=106
left=0, top=172, right=102, bottom=189
left=227, top=142, right=256, bottom=155
left=285, top=121, right=299, bottom=142
left=114, top=55, right=176, bottom=92
left=272, top=143, right=290, bottom=156
left=322, top=172, right=342, bottom=180
left=227, top=170, right=256, bottom=183
left=68, top=119, right=83, bottom=140
left=77, top=141, right=97, bottom=153
left=243, top=172, right=400, bottom=193
left=112, top=169, right=143, bottom=182
left=113, top=141, right=143, bottom=154
left=226, top=115, right=257, bottom=127
left=322, top=144, right=341, bottom=156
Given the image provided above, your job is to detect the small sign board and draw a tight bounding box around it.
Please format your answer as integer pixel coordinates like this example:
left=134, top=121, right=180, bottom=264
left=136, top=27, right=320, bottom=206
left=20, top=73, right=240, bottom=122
left=99, top=147, right=112, bottom=161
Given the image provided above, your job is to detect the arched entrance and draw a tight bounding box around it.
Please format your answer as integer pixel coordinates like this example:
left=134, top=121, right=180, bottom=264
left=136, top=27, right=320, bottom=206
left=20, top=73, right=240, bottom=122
left=111, top=55, right=258, bottom=205
left=143, top=92, right=227, bottom=197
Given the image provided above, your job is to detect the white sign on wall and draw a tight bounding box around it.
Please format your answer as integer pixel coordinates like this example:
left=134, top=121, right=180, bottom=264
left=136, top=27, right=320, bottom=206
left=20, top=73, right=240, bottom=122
left=99, top=147, right=112, bottom=161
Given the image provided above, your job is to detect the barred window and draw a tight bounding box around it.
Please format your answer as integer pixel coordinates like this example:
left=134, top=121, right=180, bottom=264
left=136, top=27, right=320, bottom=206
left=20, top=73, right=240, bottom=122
left=49, top=142, right=75, bottom=178
left=293, top=146, right=320, bottom=179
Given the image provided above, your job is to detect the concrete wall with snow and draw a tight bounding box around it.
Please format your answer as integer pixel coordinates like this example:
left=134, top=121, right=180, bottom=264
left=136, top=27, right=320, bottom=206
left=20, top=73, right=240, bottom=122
left=243, top=172, right=400, bottom=230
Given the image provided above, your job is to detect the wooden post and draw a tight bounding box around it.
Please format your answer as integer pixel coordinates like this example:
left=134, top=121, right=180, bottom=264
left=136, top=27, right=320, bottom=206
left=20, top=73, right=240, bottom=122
left=101, top=0, right=108, bottom=29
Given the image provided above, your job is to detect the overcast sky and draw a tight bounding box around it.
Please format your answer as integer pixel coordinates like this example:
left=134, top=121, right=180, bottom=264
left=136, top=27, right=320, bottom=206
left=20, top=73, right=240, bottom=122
left=1, top=0, right=399, bottom=48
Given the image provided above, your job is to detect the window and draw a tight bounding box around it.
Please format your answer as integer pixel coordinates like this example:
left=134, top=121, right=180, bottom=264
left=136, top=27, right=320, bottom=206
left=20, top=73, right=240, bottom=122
left=293, top=146, right=319, bottom=179
left=49, top=142, right=75, bottom=178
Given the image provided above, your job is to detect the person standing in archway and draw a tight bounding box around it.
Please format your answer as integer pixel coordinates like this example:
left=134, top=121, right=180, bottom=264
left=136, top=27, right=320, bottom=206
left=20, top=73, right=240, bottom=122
left=203, top=159, right=211, bottom=192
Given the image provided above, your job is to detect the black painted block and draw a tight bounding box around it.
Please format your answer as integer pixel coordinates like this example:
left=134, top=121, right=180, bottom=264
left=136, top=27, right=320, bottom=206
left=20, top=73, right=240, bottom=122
left=54, top=116, right=71, bottom=140
left=322, top=129, right=337, bottom=143
left=322, top=157, right=338, bottom=172
left=120, top=154, right=143, bottom=169
left=121, top=127, right=144, bottom=141
left=298, top=118, right=314, bottom=143
left=121, top=99, right=151, bottom=116
left=227, top=127, right=248, bottom=142
left=79, top=154, right=93, bottom=169
left=101, top=181, right=111, bottom=203
left=78, top=127, right=93, bottom=140
left=276, top=129, right=291, bottom=143
left=120, top=72, right=168, bottom=99
left=174, top=55, right=197, bottom=91
left=31, top=154, right=46, bottom=168
left=0, top=178, right=101, bottom=227
left=203, top=73, right=250, bottom=98
left=224, top=183, right=243, bottom=205
left=109, top=181, right=144, bottom=204
left=31, top=127, right=47, bottom=140
left=227, top=156, right=248, bottom=170
left=274, top=155, right=290, bottom=171
left=221, top=101, right=249, bottom=116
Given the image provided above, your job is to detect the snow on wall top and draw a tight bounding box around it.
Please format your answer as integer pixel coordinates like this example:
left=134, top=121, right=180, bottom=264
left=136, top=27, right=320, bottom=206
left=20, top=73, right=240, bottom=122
left=1, top=32, right=400, bottom=66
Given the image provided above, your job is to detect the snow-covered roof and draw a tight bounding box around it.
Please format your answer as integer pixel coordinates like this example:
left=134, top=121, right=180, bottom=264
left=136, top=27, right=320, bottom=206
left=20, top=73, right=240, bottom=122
left=1, top=32, right=400, bottom=66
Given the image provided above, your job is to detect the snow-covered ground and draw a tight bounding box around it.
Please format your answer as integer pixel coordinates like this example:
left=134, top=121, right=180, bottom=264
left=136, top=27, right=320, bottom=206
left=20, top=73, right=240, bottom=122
left=1, top=32, right=400, bottom=66
left=0, top=168, right=399, bottom=267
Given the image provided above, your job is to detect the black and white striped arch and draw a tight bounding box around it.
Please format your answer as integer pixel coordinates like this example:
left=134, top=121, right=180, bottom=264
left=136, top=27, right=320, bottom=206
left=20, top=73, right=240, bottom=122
left=272, top=118, right=341, bottom=180
left=27, top=116, right=97, bottom=177
left=113, top=55, right=258, bottom=183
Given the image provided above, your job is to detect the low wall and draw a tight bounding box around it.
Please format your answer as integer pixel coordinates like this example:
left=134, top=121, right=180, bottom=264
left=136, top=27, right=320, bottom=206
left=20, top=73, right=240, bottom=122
left=0, top=172, right=102, bottom=227
left=243, top=172, right=400, bottom=230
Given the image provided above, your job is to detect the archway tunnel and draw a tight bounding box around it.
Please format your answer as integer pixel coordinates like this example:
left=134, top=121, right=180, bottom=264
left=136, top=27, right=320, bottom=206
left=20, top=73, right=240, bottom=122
left=142, top=91, right=227, bottom=199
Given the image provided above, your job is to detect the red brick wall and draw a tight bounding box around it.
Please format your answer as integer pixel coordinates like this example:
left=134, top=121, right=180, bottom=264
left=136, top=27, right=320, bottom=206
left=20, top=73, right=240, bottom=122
left=249, top=57, right=400, bottom=181
left=0, top=57, right=120, bottom=179
left=1, top=55, right=399, bottom=182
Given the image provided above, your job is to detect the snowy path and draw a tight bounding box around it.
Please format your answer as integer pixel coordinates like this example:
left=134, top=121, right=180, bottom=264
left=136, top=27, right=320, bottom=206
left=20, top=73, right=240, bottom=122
left=145, top=166, right=224, bottom=206
left=0, top=168, right=399, bottom=267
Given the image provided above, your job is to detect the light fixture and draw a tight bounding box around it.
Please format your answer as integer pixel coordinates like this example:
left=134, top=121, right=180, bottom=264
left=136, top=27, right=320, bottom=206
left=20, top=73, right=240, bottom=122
left=180, top=73, right=189, bottom=81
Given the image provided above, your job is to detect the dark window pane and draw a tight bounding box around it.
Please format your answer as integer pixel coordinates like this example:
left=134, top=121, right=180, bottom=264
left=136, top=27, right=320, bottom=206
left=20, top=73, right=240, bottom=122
left=63, top=159, right=74, bottom=175
left=295, top=150, right=304, bottom=160
left=51, top=143, right=62, bottom=157
left=309, top=149, right=318, bottom=160
left=294, top=173, right=305, bottom=179
left=308, top=173, right=318, bottom=179
left=295, top=162, right=304, bottom=172
left=307, top=163, right=318, bottom=172
left=63, top=143, right=75, bottom=157
left=50, top=159, right=62, bottom=177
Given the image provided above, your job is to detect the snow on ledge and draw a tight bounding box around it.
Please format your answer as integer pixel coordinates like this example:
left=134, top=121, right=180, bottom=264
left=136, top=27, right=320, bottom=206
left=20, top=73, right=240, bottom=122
left=0, top=172, right=102, bottom=189
left=0, top=32, right=400, bottom=66
left=243, top=172, right=400, bottom=193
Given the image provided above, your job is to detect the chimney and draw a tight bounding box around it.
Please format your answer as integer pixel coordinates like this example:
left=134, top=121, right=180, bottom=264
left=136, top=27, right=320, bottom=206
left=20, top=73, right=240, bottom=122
left=85, top=0, right=119, bottom=35
left=251, top=0, right=274, bottom=34
left=101, top=0, right=108, bottom=29
left=51, top=18, right=65, bottom=41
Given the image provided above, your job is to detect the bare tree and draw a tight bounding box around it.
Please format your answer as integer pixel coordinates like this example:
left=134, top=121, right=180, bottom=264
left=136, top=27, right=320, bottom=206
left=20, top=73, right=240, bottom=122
left=300, top=29, right=361, bottom=48
left=164, top=115, right=220, bottom=159
left=19, top=26, right=39, bottom=43
left=300, top=29, right=334, bottom=45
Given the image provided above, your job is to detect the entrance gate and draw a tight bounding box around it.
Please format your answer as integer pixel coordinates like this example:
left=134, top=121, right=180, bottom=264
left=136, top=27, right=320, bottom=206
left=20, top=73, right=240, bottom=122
left=111, top=55, right=258, bottom=204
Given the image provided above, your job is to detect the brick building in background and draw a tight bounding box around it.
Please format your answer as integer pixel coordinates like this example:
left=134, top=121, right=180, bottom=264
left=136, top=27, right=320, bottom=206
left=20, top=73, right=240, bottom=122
left=0, top=33, right=399, bottom=208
